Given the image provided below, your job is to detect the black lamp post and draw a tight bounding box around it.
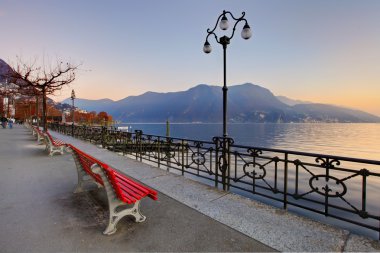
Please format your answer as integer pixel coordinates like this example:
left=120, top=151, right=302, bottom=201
left=71, top=89, right=76, bottom=136
left=203, top=10, right=252, bottom=137
left=203, top=10, right=252, bottom=190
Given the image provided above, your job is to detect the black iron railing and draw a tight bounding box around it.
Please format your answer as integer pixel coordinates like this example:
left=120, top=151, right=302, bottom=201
left=49, top=122, right=380, bottom=239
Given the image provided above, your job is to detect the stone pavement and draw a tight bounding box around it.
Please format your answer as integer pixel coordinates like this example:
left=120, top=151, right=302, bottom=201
left=0, top=125, right=273, bottom=252
left=1, top=125, right=380, bottom=252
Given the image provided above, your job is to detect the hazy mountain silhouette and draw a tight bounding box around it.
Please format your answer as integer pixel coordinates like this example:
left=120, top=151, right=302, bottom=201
left=62, top=98, right=115, bottom=113
left=276, top=96, right=311, bottom=106
left=62, top=83, right=380, bottom=123
left=292, top=103, right=380, bottom=123
left=0, top=59, right=14, bottom=83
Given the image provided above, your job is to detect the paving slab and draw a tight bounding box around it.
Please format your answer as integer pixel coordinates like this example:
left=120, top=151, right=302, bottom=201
left=344, top=234, right=380, bottom=252
left=47, top=128, right=380, bottom=252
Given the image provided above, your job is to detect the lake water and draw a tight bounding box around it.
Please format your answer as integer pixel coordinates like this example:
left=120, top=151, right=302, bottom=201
left=119, top=123, right=380, bottom=161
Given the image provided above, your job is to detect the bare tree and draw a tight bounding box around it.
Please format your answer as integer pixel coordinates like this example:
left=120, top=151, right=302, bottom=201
left=4, top=57, right=79, bottom=131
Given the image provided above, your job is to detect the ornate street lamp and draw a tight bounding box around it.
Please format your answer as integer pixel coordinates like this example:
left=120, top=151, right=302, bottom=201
left=203, top=10, right=252, bottom=191
left=203, top=10, right=252, bottom=137
left=71, top=89, right=76, bottom=136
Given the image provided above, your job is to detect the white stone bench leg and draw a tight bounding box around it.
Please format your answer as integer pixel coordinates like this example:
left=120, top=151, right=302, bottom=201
left=48, top=145, right=65, bottom=156
left=103, top=200, right=146, bottom=235
left=36, top=132, right=45, bottom=145
left=43, top=135, right=65, bottom=156
left=43, top=135, right=49, bottom=151
left=91, top=164, right=146, bottom=235
left=70, top=151, right=99, bottom=193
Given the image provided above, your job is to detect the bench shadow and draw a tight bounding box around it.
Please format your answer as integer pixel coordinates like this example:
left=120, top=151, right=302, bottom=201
left=55, top=184, right=139, bottom=234
left=56, top=186, right=107, bottom=229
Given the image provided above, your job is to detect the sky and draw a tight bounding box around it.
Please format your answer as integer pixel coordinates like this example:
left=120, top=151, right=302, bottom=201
left=1, top=0, right=379, bottom=116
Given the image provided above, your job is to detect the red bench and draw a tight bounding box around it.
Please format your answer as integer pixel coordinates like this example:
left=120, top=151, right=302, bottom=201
left=67, top=144, right=158, bottom=235
left=43, top=131, right=67, bottom=156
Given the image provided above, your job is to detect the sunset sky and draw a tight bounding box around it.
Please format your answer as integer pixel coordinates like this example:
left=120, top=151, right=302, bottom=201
left=1, top=0, right=379, bottom=116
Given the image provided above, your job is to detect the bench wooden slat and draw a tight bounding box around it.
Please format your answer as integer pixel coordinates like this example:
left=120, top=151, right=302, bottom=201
left=45, top=132, right=66, bottom=146
left=113, top=171, right=158, bottom=200
left=105, top=170, right=130, bottom=203
left=118, top=182, right=144, bottom=200
left=76, top=152, right=104, bottom=186
left=105, top=170, right=137, bottom=204
left=114, top=173, right=148, bottom=196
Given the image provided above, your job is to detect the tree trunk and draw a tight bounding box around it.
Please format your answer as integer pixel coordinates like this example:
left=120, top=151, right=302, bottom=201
left=7, top=96, right=10, bottom=118
left=0, top=96, right=4, bottom=115
left=42, top=87, right=47, bottom=131
left=29, top=103, right=32, bottom=122
left=35, top=96, right=39, bottom=127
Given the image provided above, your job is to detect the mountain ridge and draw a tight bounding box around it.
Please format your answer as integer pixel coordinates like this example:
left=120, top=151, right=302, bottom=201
left=61, top=83, right=380, bottom=123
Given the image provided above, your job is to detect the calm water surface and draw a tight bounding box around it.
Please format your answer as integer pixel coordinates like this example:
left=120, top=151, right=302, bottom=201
left=120, top=123, right=380, bottom=161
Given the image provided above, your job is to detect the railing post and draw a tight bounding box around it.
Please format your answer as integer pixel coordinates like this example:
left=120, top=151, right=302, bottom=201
left=134, top=130, right=143, bottom=161
left=157, top=136, right=161, bottom=168
left=213, top=137, right=219, bottom=188
left=222, top=137, right=227, bottom=190
left=227, top=138, right=232, bottom=191
left=283, top=153, right=288, bottom=210
left=166, top=137, right=171, bottom=171
left=101, top=126, right=106, bottom=148
left=84, top=125, right=87, bottom=140
left=212, top=136, right=233, bottom=190
left=361, top=169, right=368, bottom=216
left=139, top=132, right=143, bottom=162
left=181, top=140, right=185, bottom=176
left=324, top=158, right=330, bottom=217
left=134, top=131, right=138, bottom=160
left=220, top=136, right=234, bottom=191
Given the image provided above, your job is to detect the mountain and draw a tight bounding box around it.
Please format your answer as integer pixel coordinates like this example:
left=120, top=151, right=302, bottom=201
left=62, top=83, right=380, bottom=123
left=276, top=96, right=311, bottom=106
left=292, top=103, right=380, bottom=123
left=61, top=98, right=115, bottom=113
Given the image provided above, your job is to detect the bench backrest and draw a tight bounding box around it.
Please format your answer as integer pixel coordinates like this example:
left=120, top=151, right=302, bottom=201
left=45, top=131, right=65, bottom=146
left=32, top=126, right=43, bottom=134
left=67, top=144, right=157, bottom=203
left=68, top=144, right=104, bottom=186
left=45, top=131, right=54, bottom=142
